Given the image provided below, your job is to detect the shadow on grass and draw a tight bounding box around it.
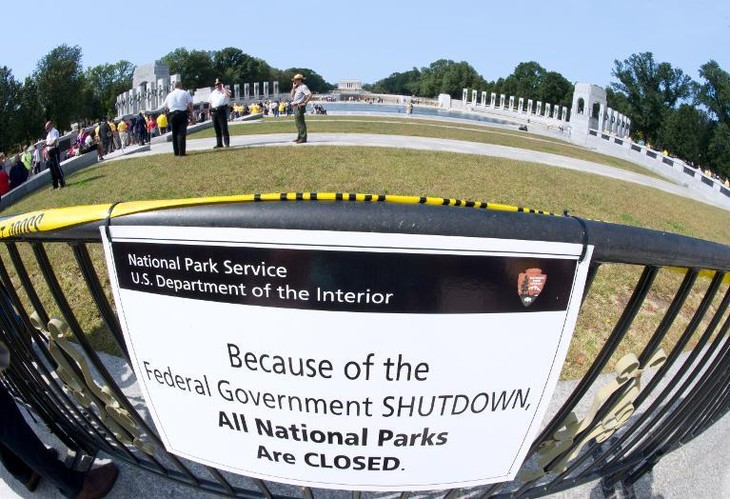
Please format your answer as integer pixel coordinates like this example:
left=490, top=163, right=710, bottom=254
left=69, top=175, right=106, bottom=188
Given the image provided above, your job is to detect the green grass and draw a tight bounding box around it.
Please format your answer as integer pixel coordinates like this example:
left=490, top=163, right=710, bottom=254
left=189, top=116, right=668, bottom=181
left=2, top=124, right=728, bottom=379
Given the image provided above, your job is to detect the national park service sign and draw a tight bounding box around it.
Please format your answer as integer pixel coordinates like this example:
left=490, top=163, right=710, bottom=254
left=102, top=226, right=592, bottom=491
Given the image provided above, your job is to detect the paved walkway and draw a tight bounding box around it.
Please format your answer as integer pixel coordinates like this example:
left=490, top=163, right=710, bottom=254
left=137, top=129, right=730, bottom=211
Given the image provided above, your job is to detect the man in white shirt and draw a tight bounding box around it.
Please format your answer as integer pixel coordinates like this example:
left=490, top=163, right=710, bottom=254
left=163, top=81, right=194, bottom=156
left=44, top=121, right=65, bottom=189
left=290, top=74, right=312, bottom=143
left=209, top=78, right=232, bottom=149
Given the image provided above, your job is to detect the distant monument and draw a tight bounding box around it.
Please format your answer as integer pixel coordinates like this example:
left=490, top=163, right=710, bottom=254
left=115, top=61, right=282, bottom=118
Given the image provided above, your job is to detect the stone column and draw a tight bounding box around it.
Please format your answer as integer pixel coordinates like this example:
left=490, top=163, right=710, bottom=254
left=509, top=96, right=515, bottom=112
left=527, top=99, right=533, bottom=114
left=490, top=93, right=496, bottom=107
left=253, top=82, right=260, bottom=99
left=273, top=81, right=280, bottom=98
left=552, top=104, right=559, bottom=119
left=471, top=89, right=478, bottom=106
left=598, top=104, right=606, bottom=131
left=518, top=97, right=524, bottom=113
left=243, top=83, right=250, bottom=101
left=536, top=101, right=542, bottom=116
left=462, top=88, right=468, bottom=105
left=544, top=103, right=551, bottom=118
left=263, top=81, right=269, bottom=98
left=562, top=106, right=568, bottom=121
left=481, top=91, right=487, bottom=107
left=234, top=84, right=240, bottom=101
left=607, top=108, right=615, bottom=133
left=499, top=94, right=505, bottom=109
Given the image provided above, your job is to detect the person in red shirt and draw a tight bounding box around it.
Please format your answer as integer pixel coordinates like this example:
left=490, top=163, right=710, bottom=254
left=0, top=167, right=10, bottom=196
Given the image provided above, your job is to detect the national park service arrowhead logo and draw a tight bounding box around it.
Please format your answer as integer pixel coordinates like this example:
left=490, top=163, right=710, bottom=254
left=517, top=268, right=547, bottom=307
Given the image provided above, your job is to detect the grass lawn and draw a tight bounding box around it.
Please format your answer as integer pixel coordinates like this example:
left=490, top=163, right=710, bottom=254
left=1, top=124, right=728, bottom=380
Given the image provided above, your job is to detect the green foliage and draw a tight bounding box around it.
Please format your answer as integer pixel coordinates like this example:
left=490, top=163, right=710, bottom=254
left=610, top=52, right=692, bottom=143
left=370, top=68, right=421, bottom=95
left=33, top=44, right=86, bottom=131
left=277, top=68, right=332, bottom=94
left=698, top=60, right=730, bottom=127
left=657, top=104, right=712, bottom=165
left=161, top=48, right=216, bottom=91
left=0, top=66, right=22, bottom=152
left=418, top=59, right=486, bottom=99
left=84, top=61, right=134, bottom=118
left=707, top=123, right=730, bottom=177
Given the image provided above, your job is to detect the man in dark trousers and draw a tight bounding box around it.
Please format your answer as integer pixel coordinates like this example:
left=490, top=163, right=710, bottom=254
left=209, top=78, right=232, bottom=149
left=290, top=74, right=312, bottom=143
left=44, top=121, right=66, bottom=189
left=162, top=81, right=193, bottom=156
left=0, top=340, right=119, bottom=497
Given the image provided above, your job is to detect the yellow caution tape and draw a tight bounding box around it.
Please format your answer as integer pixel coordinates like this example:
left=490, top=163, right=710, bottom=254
left=0, top=192, right=558, bottom=240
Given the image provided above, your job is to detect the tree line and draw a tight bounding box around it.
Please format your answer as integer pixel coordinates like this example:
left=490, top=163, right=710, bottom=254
left=368, top=54, right=729, bottom=178
left=1, top=45, right=728, bottom=178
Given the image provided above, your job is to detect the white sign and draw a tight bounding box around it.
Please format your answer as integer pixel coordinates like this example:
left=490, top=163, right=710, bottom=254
left=102, top=226, right=592, bottom=491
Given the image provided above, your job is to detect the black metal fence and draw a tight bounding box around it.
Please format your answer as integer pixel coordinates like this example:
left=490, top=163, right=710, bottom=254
left=0, top=195, right=728, bottom=497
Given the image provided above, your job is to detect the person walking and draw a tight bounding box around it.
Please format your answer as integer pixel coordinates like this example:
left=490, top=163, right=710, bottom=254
left=162, top=81, right=193, bottom=157
left=44, top=121, right=66, bottom=189
left=290, top=74, right=312, bottom=143
left=209, top=78, right=232, bottom=149
left=1, top=341, right=120, bottom=497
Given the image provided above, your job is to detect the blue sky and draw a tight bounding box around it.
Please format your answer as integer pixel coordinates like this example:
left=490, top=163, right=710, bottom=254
left=3, top=0, right=728, bottom=88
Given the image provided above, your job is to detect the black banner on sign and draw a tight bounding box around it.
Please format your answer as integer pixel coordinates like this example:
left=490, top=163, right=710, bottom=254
left=111, top=241, right=577, bottom=314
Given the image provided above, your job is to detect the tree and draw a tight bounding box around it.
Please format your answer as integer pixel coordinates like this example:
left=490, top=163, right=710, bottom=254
left=500, top=62, right=545, bottom=100
left=657, top=104, right=712, bottom=165
left=707, top=123, right=730, bottom=177
left=538, top=71, right=573, bottom=108
left=418, top=59, right=486, bottom=99
left=610, top=52, right=692, bottom=143
left=161, top=48, right=215, bottom=91
left=85, top=61, right=134, bottom=118
left=697, top=60, right=730, bottom=127
left=34, top=44, right=86, bottom=131
left=14, top=77, right=45, bottom=146
left=279, top=68, right=331, bottom=94
left=0, top=66, right=21, bottom=153
left=370, top=68, right=421, bottom=95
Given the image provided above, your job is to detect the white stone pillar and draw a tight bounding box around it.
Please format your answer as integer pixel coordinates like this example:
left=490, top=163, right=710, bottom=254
left=606, top=107, right=616, bottom=133
left=544, top=103, right=551, bottom=117
left=233, top=84, right=240, bottom=101
left=527, top=99, right=533, bottom=114
left=273, top=81, right=280, bottom=97
left=509, top=96, right=515, bottom=112
left=481, top=91, right=487, bottom=107
left=536, top=101, right=542, bottom=116
left=552, top=104, right=559, bottom=119
left=253, top=82, right=260, bottom=99
left=263, top=81, right=269, bottom=98
left=243, top=83, right=250, bottom=101
left=518, top=97, right=524, bottom=113
left=462, top=88, right=468, bottom=105
left=471, top=89, right=478, bottom=106
left=499, top=94, right=506, bottom=109
left=490, top=93, right=496, bottom=107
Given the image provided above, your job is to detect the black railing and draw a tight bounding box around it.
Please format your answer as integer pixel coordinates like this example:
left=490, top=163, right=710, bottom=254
left=0, top=195, right=728, bottom=498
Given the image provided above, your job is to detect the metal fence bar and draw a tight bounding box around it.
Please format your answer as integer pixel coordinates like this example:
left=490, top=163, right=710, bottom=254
left=569, top=276, right=730, bottom=482
left=70, top=243, right=130, bottom=362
